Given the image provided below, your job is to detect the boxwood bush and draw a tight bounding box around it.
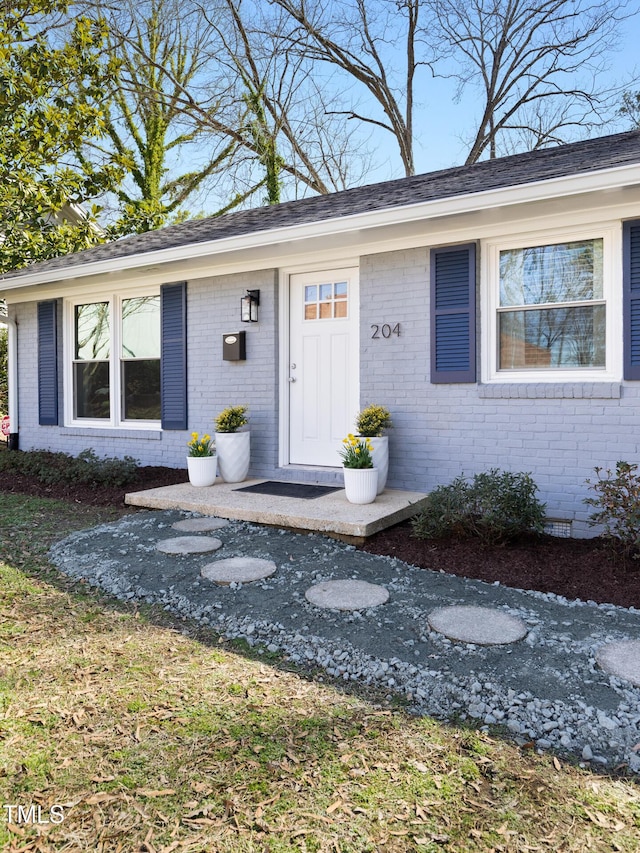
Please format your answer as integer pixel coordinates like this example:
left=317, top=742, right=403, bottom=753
left=411, top=469, right=546, bottom=546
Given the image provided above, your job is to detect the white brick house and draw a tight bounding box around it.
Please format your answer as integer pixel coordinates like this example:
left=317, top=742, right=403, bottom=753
left=4, top=130, right=640, bottom=534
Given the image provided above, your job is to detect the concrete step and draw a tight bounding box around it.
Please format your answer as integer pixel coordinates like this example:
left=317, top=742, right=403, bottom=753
left=125, top=478, right=428, bottom=542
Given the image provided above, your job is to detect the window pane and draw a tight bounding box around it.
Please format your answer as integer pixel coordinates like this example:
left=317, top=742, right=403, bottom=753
left=500, top=240, right=603, bottom=306
left=319, top=283, right=332, bottom=300
left=122, top=296, right=160, bottom=359
left=122, top=359, right=161, bottom=420
left=74, top=361, right=110, bottom=419
left=499, top=305, right=606, bottom=369
left=319, top=301, right=332, bottom=319
left=304, top=285, right=317, bottom=302
left=334, top=282, right=347, bottom=297
left=334, top=300, right=347, bottom=318
left=75, top=303, right=110, bottom=360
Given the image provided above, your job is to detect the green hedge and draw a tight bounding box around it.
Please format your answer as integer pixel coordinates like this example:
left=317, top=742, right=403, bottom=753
left=0, top=448, right=139, bottom=488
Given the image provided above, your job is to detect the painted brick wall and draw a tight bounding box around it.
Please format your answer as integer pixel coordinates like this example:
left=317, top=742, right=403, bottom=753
left=184, top=269, right=279, bottom=479
left=360, top=247, right=640, bottom=534
left=11, top=246, right=640, bottom=532
left=10, top=269, right=278, bottom=474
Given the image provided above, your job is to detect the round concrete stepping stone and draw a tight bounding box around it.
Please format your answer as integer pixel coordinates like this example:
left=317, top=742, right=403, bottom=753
left=201, top=557, right=277, bottom=585
left=156, top=536, right=222, bottom=555
left=305, top=579, right=389, bottom=611
left=597, top=639, right=640, bottom=686
left=428, top=605, right=528, bottom=645
left=172, top=517, right=229, bottom=533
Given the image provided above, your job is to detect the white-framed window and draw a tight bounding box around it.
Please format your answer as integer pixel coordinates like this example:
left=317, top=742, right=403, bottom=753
left=64, top=289, right=161, bottom=427
left=483, top=226, right=622, bottom=382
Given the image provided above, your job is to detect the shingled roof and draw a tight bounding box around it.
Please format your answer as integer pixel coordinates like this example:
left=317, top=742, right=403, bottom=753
left=4, top=129, right=640, bottom=281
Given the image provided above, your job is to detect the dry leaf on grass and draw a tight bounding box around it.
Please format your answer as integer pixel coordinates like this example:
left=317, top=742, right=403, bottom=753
left=136, top=789, right=177, bottom=798
left=83, top=792, right=124, bottom=805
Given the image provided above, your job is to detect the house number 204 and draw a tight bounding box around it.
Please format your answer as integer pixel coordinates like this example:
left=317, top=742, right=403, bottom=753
left=371, top=323, right=401, bottom=339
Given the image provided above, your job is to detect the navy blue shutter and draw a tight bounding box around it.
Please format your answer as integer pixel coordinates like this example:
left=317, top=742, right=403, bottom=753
left=623, top=220, right=640, bottom=380
left=37, top=300, right=58, bottom=425
left=161, top=282, right=188, bottom=430
left=430, top=244, right=476, bottom=383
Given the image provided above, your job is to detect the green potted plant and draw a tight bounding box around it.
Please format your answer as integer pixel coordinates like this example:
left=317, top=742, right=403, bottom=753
left=355, top=405, right=393, bottom=494
left=186, top=432, right=217, bottom=487
left=214, top=405, right=250, bottom=482
left=339, top=433, right=378, bottom=504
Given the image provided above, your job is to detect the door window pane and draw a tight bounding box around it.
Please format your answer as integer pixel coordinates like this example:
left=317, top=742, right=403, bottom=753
left=334, top=300, right=347, bottom=318
left=303, top=280, right=349, bottom=320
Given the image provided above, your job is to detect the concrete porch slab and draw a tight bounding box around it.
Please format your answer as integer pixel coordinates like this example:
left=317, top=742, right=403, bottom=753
left=125, top=478, right=428, bottom=541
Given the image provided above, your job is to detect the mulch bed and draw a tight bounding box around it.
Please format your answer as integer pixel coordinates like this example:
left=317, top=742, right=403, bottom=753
left=2, top=460, right=639, bottom=610
left=361, top=521, right=640, bottom=611
left=0, top=465, right=188, bottom=507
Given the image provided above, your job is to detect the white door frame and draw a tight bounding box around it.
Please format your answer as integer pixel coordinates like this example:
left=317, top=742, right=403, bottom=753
left=278, top=259, right=360, bottom=468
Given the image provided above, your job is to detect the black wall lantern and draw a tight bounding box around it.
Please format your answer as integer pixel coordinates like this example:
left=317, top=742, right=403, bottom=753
left=241, top=289, right=260, bottom=322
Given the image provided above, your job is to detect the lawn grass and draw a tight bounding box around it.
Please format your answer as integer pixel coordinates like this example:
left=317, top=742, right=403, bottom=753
left=0, top=493, right=638, bottom=852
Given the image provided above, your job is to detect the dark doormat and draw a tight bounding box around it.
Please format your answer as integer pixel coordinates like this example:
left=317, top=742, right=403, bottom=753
left=234, top=481, right=341, bottom=499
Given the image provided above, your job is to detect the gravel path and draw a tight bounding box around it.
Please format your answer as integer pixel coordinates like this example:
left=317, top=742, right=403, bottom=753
left=49, top=511, right=640, bottom=773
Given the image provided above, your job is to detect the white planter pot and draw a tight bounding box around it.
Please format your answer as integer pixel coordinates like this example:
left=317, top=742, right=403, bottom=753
left=343, top=466, right=378, bottom=504
left=215, top=431, right=250, bottom=483
left=367, top=436, right=389, bottom=494
left=186, top=455, right=217, bottom=487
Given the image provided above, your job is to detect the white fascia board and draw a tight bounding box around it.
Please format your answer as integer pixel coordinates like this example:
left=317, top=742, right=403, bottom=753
left=3, top=162, right=640, bottom=290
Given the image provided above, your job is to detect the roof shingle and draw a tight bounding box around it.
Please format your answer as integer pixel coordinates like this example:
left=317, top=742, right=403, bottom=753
left=4, top=129, right=640, bottom=281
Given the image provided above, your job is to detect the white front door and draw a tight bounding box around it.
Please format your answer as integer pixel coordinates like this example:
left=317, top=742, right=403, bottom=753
left=289, top=268, right=359, bottom=466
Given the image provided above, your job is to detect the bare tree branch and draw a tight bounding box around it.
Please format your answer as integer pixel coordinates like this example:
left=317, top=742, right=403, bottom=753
left=427, top=0, right=633, bottom=164
left=270, top=0, right=430, bottom=176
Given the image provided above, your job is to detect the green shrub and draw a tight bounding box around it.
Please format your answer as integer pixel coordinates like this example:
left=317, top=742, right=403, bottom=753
left=584, top=461, right=640, bottom=560
left=412, top=469, right=546, bottom=546
left=411, top=474, right=472, bottom=540
left=0, top=448, right=139, bottom=488
left=214, top=405, right=248, bottom=433
left=355, top=404, right=393, bottom=437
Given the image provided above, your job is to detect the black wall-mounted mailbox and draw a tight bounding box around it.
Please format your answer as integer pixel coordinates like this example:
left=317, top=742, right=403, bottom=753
left=222, top=331, right=246, bottom=360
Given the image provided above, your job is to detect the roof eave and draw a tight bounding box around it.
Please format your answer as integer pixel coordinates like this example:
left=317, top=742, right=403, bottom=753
left=3, top=162, right=640, bottom=291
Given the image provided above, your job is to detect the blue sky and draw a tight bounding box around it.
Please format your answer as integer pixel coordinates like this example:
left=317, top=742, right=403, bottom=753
left=367, top=9, right=640, bottom=181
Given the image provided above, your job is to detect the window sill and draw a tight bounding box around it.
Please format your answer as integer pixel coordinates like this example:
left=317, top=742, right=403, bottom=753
left=61, top=427, right=162, bottom=440
left=478, top=382, right=621, bottom=399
